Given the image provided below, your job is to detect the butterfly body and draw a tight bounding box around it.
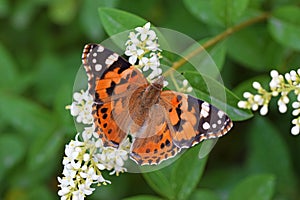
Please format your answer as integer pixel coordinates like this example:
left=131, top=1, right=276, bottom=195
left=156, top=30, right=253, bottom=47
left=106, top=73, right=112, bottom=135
left=82, top=44, right=233, bottom=165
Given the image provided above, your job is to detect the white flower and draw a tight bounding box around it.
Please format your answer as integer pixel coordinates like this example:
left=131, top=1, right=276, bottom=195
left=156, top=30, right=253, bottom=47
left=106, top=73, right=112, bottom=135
left=135, top=22, right=155, bottom=41
left=178, top=79, right=193, bottom=93
left=125, top=22, right=163, bottom=86
left=67, top=90, right=94, bottom=125
left=125, top=32, right=140, bottom=46
left=237, top=100, right=248, bottom=108
left=243, top=92, right=252, bottom=98
left=238, top=69, right=300, bottom=136
left=260, top=105, right=268, bottom=116
left=82, top=125, right=95, bottom=142
left=58, top=118, right=131, bottom=199
left=139, top=53, right=160, bottom=72
left=278, top=99, right=287, bottom=113
left=252, top=81, right=261, bottom=90
left=147, top=68, right=162, bottom=81
left=125, top=45, right=144, bottom=65
left=291, top=118, right=300, bottom=135
left=80, top=167, right=99, bottom=181
left=291, top=125, right=299, bottom=135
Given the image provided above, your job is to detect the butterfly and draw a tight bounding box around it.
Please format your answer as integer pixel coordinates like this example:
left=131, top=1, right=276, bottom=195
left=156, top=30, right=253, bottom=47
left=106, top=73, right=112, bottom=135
left=82, top=44, right=233, bottom=165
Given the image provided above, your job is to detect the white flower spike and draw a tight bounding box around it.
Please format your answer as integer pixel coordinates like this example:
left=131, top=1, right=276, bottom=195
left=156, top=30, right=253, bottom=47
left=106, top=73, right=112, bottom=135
left=238, top=68, right=300, bottom=136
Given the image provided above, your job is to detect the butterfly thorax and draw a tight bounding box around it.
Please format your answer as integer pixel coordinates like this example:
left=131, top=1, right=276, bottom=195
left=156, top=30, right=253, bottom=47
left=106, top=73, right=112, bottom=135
left=129, top=78, right=164, bottom=127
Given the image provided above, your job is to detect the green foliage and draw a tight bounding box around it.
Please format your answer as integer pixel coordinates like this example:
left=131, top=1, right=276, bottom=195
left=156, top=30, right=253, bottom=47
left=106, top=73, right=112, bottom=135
left=228, top=174, right=275, bottom=200
left=0, top=0, right=299, bottom=200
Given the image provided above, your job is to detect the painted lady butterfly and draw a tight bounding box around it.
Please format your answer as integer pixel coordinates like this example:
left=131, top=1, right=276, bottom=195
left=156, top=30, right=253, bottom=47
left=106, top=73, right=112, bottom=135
left=82, top=44, right=233, bottom=165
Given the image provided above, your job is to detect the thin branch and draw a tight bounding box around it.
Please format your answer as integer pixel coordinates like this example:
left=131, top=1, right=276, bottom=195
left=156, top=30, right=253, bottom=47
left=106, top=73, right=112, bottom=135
left=164, top=12, right=270, bottom=76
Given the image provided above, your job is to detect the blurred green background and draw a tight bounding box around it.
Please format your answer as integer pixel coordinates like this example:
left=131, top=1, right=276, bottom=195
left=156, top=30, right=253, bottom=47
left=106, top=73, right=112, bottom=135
left=0, top=0, right=300, bottom=200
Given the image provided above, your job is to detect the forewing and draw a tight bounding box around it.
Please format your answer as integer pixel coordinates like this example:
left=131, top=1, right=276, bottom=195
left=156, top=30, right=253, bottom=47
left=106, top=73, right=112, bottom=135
left=82, top=43, right=147, bottom=102
left=82, top=44, right=148, bottom=147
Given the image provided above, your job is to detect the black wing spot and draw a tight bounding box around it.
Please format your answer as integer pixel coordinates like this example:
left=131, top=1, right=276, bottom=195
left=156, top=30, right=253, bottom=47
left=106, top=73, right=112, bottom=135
left=156, top=157, right=161, bottom=163
left=132, top=70, right=137, bottom=77
left=160, top=143, right=165, bottom=149
left=171, top=150, right=175, bottom=156
left=106, top=81, right=116, bottom=96
left=175, top=107, right=182, bottom=117
left=119, top=78, right=127, bottom=84
left=103, top=123, right=107, bottom=128
left=165, top=139, right=171, bottom=147
left=146, top=148, right=151, bottom=153
left=102, top=113, right=108, bottom=119
left=177, top=95, right=182, bottom=102
left=100, top=107, right=108, bottom=113
left=108, top=129, right=112, bottom=134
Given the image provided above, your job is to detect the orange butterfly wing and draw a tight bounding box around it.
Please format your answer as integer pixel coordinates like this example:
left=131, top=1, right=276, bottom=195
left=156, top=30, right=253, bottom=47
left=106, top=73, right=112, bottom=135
left=82, top=44, right=147, bottom=147
left=130, top=91, right=233, bottom=165
left=82, top=44, right=233, bottom=165
left=160, top=91, right=233, bottom=148
left=130, top=104, right=181, bottom=165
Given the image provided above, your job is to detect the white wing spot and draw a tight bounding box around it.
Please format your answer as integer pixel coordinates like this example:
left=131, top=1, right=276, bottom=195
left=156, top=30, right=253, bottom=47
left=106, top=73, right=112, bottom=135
left=203, top=122, right=210, bottom=130
left=201, top=109, right=209, bottom=118
left=105, top=53, right=119, bottom=65
left=97, top=46, right=104, bottom=52
left=218, top=110, right=225, bottom=118
left=217, top=120, right=222, bottom=125
left=201, top=102, right=210, bottom=118
left=212, top=124, right=217, bottom=129
left=95, top=64, right=102, bottom=71
left=93, top=52, right=97, bottom=57
left=92, top=58, right=97, bottom=63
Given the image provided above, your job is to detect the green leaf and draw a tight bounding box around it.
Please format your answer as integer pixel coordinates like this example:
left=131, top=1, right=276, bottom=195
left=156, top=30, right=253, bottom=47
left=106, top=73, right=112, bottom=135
left=0, top=134, right=25, bottom=181
left=0, top=43, right=18, bottom=90
left=246, top=117, right=297, bottom=197
left=99, top=7, right=146, bottom=35
left=79, top=0, right=119, bottom=40
left=268, top=6, right=300, bottom=51
left=99, top=7, right=146, bottom=48
left=142, top=167, right=175, bottom=199
left=183, top=0, right=223, bottom=27
left=171, top=145, right=208, bottom=200
left=184, top=71, right=253, bottom=121
left=212, top=0, right=249, bottom=26
left=142, top=145, right=208, bottom=200
left=227, top=25, right=285, bottom=71
left=123, top=195, right=163, bottom=200
left=189, top=189, right=220, bottom=200
left=228, top=174, right=275, bottom=200
left=99, top=7, right=169, bottom=56
left=0, top=92, right=55, bottom=136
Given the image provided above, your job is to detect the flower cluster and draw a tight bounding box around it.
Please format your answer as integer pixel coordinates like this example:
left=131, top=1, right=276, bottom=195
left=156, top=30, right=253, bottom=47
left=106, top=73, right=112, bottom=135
left=238, top=69, right=300, bottom=135
left=66, top=90, right=94, bottom=125
left=59, top=91, right=130, bottom=200
left=125, top=22, right=162, bottom=82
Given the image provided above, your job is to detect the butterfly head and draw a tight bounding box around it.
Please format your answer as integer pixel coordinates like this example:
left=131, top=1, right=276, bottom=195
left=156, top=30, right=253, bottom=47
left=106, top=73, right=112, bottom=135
left=152, top=76, right=164, bottom=90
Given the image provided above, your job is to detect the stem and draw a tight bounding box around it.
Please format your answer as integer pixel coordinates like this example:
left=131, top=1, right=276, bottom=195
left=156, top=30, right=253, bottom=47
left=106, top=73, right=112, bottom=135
left=164, top=12, right=270, bottom=76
